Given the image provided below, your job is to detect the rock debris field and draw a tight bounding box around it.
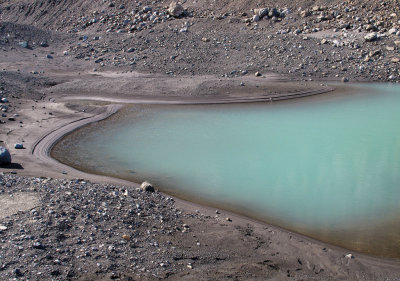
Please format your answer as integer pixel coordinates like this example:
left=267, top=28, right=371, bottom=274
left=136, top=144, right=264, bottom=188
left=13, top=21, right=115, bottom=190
left=1, top=0, right=400, bottom=280
left=0, top=174, right=191, bottom=280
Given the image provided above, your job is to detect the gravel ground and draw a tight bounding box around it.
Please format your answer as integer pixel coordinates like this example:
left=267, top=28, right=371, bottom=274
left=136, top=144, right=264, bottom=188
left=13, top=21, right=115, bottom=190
left=0, top=174, right=189, bottom=280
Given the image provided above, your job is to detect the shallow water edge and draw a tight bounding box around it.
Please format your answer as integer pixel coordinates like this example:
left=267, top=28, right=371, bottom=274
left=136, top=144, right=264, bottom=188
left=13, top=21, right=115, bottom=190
left=51, top=83, right=400, bottom=259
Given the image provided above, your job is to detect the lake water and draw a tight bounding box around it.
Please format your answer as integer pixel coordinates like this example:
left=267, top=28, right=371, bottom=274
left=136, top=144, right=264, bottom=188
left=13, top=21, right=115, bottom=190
left=53, top=84, right=400, bottom=258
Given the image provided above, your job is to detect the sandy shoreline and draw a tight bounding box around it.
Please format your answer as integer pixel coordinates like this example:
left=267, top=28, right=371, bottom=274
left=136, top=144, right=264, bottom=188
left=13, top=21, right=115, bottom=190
left=1, top=78, right=400, bottom=280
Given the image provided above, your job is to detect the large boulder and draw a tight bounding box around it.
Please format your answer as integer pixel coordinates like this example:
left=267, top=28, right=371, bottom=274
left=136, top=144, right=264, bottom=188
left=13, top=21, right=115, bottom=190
left=0, top=146, right=11, bottom=165
left=168, top=2, right=184, bottom=18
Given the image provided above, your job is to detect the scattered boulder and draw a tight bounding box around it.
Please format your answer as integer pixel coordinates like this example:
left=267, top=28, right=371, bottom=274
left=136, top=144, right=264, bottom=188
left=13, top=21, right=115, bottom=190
left=143, top=6, right=152, bottom=13
left=255, top=71, right=262, bottom=77
left=365, top=24, right=378, bottom=32
left=300, top=10, right=310, bottom=18
left=0, top=146, right=11, bottom=165
left=364, top=32, right=378, bottom=42
left=254, top=8, right=268, bottom=19
left=14, top=143, right=23, bottom=149
left=141, top=181, right=155, bottom=192
left=18, top=41, right=29, bottom=49
left=269, top=8, right=280, bottom=18
left=252, top=15, right=260, bottom=22
left=341, top=77, right=349, bottom=83
left=168, top=2, right=185, bottom=18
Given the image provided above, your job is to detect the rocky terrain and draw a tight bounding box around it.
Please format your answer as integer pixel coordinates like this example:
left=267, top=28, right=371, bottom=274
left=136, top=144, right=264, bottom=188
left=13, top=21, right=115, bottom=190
left=1, top=0, right=400, bottom=280
left=0, top=0, right=399, bottom=82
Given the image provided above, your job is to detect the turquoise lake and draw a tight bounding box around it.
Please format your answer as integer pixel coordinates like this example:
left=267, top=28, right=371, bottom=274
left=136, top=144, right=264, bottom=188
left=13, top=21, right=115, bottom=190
left=53, top=84, right=400, bottom=258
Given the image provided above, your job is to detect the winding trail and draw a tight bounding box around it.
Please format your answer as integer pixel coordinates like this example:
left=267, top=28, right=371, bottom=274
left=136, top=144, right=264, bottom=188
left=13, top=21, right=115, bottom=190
left=61, top=87, right=334, bottom=104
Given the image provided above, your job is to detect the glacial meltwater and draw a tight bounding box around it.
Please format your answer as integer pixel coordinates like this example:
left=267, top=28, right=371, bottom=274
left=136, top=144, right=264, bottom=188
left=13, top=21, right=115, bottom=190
left=53, top=84, right=400, bottom=258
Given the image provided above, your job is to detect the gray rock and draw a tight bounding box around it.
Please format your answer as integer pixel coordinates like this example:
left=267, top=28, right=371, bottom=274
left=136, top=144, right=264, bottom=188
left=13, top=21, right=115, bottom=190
left=364, top=32, right=378, bottom=42
left=143, top=6, right=152, bottom=13
left=254, top=8, right=268, bottom=19
left=365, top=24, right=377, bottom=31
left=141, top=181, right=155, bottom=192
left=269, top=8, right=280, bottom=18
left=168, top=2, right=184, bottom=18
left=0, top=146, right=11, bottom=165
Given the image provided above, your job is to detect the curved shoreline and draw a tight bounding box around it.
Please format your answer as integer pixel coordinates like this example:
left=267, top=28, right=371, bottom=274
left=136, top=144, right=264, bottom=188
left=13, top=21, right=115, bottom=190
left=26, top=86, right=400, bottom=275
left=59, top=86, right=334, bottom=104
left=31, top=84, right=335, bottom=185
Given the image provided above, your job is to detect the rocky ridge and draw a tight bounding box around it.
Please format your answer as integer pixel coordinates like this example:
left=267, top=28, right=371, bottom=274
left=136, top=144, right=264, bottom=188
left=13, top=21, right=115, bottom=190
left=0, top=0, right=399, bottom=82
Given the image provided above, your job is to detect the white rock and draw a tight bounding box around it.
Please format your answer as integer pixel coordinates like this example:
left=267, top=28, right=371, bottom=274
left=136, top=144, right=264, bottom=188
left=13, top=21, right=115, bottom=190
left=364, top=32, right=378, bottom=42
left=140, top=181, right=155, bottom=192
left=168, top=2, right=184, bottom=17
left=345, top=254, right=354, bottom=259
